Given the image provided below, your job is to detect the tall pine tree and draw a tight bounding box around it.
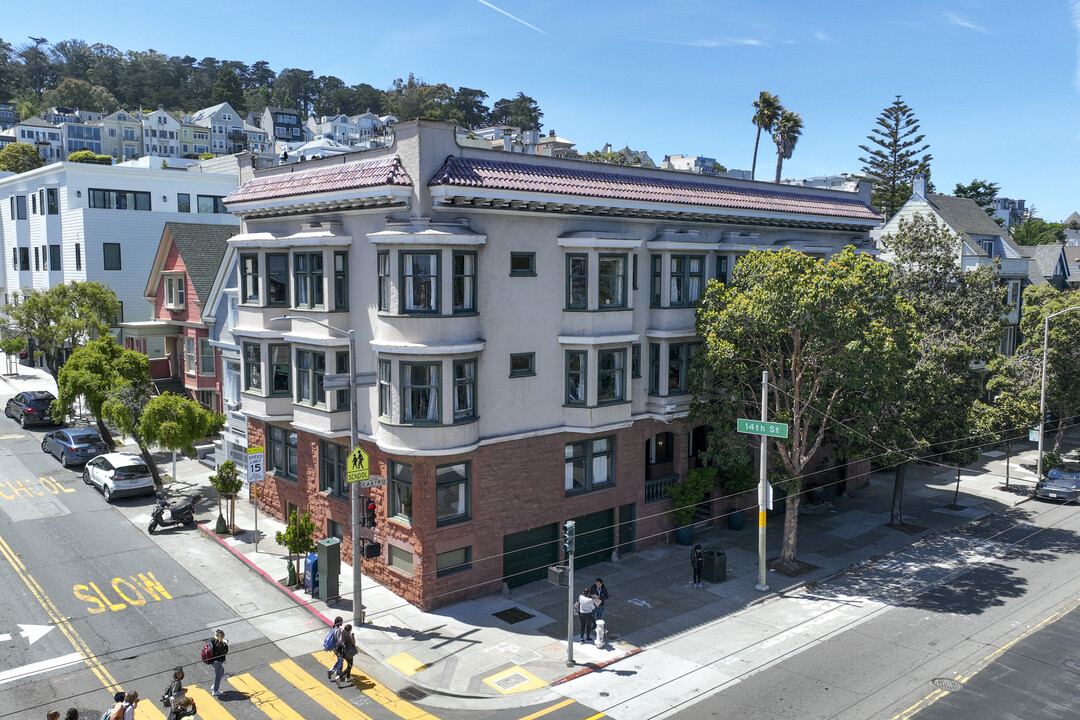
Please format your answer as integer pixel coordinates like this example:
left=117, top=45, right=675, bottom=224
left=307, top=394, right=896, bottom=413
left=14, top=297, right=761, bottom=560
left=858, top=95, right=932, bottom=221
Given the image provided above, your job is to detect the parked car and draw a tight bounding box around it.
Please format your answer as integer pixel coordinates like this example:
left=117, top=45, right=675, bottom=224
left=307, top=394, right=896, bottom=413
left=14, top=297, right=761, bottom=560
left=4, top=391, right=58, bottom=428
left=41, top=428, right=109, bottom=467
left=1034, top=467, right=1080, bottom=502
left=82, top=453, right=155, bottom=502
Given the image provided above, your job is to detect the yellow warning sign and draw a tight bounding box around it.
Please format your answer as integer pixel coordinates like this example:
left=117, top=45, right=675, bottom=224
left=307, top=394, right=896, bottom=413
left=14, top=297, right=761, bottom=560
left=346, top=446, right=369, bottom=483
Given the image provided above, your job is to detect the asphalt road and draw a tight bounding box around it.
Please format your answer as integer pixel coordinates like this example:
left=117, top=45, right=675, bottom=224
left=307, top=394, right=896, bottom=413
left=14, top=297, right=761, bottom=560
left=672, top=499, right=1080, bottom=720
left=0, top=388, right=603, bottom=720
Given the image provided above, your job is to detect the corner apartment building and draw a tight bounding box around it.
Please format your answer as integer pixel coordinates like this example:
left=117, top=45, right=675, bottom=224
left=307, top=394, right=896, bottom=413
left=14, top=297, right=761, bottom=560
left=223, top=120, right=880, bottom=610
left=0, top=162, right=239, bottom=343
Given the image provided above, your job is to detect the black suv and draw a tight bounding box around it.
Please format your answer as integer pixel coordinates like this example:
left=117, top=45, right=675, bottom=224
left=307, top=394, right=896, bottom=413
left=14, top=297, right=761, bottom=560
left=5, top=391, right=57, bottom=427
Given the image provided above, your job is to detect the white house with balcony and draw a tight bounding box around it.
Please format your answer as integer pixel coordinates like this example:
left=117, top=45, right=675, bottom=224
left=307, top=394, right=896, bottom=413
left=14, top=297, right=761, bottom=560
left=100, top=110, right=144, bottom=160
left=221, top=119, right=881, bottom=610
left=189, top=102, right=246, bottom=155
left=141, top=109, right=181, bottom=158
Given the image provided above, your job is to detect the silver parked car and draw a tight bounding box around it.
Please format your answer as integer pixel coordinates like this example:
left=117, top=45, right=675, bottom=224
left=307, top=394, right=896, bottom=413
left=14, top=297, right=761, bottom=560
left=1034, top=467, right=1080, bottom=502
left=82, top=453, right=155, bottom=502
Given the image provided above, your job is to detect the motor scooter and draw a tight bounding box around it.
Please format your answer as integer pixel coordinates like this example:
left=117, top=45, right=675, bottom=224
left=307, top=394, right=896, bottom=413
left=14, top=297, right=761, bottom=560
left=147, top=492, right=202, bottom=534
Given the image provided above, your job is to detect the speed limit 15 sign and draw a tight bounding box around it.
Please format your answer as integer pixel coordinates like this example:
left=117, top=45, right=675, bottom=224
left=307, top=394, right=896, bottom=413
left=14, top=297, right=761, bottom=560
left=247, top=446, right=265, bottom=483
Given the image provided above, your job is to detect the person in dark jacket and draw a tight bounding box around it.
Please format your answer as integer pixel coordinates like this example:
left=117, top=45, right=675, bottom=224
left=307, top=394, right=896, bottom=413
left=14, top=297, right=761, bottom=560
left=591, top=578, right=610, bottom=620
left=209, top=630, right=228, bottom=696
left=691, top=545, right=704, bottom=587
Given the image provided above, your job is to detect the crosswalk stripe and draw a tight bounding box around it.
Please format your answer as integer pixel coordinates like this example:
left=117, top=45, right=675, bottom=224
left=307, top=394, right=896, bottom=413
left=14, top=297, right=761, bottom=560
left=516, top=698, right=576, bottom=720
left=186, top=686, right=239, bottom=720
left=310, top=651, right=440, bottom=720
left=230, top=672, right=307, bottom=720
left=270, top=658, right=375, bottom=719
left=134, top=699, right=167, bottom=720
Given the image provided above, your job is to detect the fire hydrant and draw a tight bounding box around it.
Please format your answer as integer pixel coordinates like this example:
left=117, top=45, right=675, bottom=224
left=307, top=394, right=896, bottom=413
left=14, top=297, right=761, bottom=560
left=594, top=619, right=606, bottom=647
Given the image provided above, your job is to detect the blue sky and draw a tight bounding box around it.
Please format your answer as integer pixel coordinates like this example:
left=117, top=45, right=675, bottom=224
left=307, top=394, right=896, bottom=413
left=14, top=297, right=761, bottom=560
left=6, top=1, right=1080, bottom=219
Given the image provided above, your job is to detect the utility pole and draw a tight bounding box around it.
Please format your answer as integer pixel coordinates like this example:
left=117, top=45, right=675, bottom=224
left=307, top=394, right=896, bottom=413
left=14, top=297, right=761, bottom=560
left=564, top=520, right=576, bottom=666
left=756, top=370, right=770, bottom=592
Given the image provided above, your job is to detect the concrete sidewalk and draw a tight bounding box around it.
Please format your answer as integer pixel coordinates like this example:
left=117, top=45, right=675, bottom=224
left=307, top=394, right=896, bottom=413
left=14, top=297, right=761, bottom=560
left=1, top=359, right=1068, bottom=712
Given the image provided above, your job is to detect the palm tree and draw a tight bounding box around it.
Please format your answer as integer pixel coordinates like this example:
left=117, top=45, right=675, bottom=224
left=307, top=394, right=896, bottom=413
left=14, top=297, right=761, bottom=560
left=772, top=109, right=803, bottom=183
left=751, top=91, right=781, bottom=181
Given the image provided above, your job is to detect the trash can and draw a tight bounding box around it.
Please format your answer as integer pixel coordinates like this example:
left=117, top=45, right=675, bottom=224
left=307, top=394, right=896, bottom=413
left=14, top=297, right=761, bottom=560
left=317, top=538, right=340, bottom=602
left=303, top=552, right=319, bottom=595
left=702, top=549, right=726, bottom=583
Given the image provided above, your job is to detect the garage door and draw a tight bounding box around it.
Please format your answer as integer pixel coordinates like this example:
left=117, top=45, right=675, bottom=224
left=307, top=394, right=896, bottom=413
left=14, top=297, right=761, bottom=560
left=502, top=523, right=559, bottom=588
left=573, top=508, right=615, bottom=570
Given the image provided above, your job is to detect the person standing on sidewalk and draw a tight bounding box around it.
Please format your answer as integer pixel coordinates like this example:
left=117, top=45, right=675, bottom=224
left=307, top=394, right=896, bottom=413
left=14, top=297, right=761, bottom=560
left=577, top=587, right=596, bottom=642
left=326, top=616, right=344, bottom=680
left=690, top=545, right=704, bottom=587
left=591, top=578, right=610, bottom=621
left=209, top=630, right=228, bottom=696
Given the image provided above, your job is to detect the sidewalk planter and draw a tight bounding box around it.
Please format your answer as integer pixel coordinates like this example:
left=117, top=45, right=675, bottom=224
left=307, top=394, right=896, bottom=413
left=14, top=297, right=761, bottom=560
left=674, top=525, right=695, bottom=545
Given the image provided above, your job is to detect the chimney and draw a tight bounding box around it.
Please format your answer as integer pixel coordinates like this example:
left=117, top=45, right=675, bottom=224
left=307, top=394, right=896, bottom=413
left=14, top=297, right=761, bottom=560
left=912, top=173, right=927, bottom=201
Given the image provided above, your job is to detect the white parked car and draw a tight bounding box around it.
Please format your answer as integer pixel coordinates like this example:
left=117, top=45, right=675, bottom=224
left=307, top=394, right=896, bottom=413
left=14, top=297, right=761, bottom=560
left=82, top=453, right=155, bottom=502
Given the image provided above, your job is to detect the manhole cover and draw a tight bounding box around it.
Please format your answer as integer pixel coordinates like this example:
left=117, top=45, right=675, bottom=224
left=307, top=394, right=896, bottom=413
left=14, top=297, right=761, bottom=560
left=1063, top=659, right=1080, bottom=674
left=493, top=606, right=535, bottom=624
left=932, top=678, right=964, bottom=692
left=398, top=686, right=428, bottom=701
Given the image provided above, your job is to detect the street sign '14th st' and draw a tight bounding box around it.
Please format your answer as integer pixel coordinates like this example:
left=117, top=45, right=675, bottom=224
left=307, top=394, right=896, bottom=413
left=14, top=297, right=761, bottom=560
left=737, top=418, right=789, bottom=439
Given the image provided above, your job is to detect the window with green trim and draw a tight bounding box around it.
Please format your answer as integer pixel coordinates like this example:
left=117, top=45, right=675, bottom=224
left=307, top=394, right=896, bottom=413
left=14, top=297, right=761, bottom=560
left=510, top=353, right=535, bottom=377
left=402, top=251, right=438, bottom=313
left=293, top=252, right=324, bottom=309
left=565, top=436, right=614, bottom=494
left=377, top=251, right=391, bottom=311
left=669, top=256, right=704, bottom=306
left=598, top=349, right=626, bottom=403
left=333, top=251, right=348, bottom=310
left=453, top=359, right=476, bottom=422
left=510, top=252, right=535, bottom=276
left=452, top=251, right=476, bottom=313
left=389, top=462, right=413, bottom=525
left=378, top=360, right=391, bottom=419
left=402, top=362, right=439, bottom=423
left=320, top=440, right=348, bottom=500
left=436, top=462, right=470, bottom=526
left=566, top=254, right=587, bottom=310
left=566, top=350, right=586, bottom=405
left=295, top=349, right=326, bottom=407
left=598, top=254, right=627, bottom=309
left=269, top=344, right=290, bottom=396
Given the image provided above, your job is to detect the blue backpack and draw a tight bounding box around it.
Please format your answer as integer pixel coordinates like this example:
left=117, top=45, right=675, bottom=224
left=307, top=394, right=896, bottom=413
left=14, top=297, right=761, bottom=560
left=323, top=627, right=338, bottom=651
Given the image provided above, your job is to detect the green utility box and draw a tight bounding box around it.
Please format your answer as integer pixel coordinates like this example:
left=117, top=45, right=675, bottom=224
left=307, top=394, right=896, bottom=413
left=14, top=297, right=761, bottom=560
left=317, top=537, right=341, bottom=601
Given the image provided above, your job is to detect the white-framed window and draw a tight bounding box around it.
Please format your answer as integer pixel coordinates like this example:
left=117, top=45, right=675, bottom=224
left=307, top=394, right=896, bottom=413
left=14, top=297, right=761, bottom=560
left=184, top=337, right=196, bottom=375
left=199, top=338, right=215, bottom=377
left=164, top=275, right=185, bottom=309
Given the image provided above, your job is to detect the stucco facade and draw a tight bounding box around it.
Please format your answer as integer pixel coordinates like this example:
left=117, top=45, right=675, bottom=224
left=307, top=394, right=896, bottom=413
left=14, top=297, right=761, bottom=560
left=224, top=120, right=880, bottom=609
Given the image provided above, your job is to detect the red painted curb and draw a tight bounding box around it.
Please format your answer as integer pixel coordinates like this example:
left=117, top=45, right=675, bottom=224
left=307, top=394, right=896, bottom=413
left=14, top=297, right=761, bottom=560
left=197, top=523, right=335, bottom=627
left=551, top=647, right=643, bottom=685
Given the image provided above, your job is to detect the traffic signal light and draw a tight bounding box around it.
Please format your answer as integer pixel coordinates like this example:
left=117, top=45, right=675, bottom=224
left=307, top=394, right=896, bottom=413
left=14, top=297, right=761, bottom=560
left=563, top=520, right=575, bottom=556
left=365, top=499, right=377, bottom=528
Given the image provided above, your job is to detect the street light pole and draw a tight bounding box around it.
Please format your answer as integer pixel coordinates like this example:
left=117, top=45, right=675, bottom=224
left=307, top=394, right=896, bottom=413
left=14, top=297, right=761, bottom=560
left=1037, top=305, right=1080, bottom=482
left=271, top=316, right=363, bottom=625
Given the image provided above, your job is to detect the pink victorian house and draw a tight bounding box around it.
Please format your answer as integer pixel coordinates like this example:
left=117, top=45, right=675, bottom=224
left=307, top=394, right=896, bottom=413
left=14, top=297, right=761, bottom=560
left=123, top=222, right=238, bottom=411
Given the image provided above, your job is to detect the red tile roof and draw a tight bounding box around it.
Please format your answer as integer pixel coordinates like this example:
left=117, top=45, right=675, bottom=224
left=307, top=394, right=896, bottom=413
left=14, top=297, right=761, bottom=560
left=429, top=157, right=880, bottom=221
left=225, top=156, right=412, bottom=205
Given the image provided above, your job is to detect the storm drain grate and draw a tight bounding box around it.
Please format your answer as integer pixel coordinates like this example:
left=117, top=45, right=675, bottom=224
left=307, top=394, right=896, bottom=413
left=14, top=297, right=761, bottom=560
left=398, top=686, right=429, bottom=701
left=493, top=606, right=535, bottom=624
left=932, top=678, right=964, bottom=692
left=1063, top=659, right=1080, bottom=675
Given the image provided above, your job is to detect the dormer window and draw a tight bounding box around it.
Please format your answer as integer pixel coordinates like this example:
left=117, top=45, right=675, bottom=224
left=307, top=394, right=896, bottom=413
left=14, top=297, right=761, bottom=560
left=980, top=239, right=995, bottom=255
left=164, top=275, right=186, bottom=310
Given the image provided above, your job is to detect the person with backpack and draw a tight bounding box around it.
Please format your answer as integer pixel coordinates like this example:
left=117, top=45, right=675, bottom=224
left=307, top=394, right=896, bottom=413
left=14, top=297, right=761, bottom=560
left=336, top=624, right=357, bottom=684
left=325, top=616, right=344, bottom=680
left=110, top=691, right=137, bottom=720
left=160, top=667, right=184, bottom=708
left=209, top=629, right=228, bottom=696
left=165, top=696, right=197, bottom=720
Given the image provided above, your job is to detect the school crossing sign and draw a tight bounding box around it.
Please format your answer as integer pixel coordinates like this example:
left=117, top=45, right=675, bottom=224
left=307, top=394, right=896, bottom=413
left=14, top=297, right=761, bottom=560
left=346, top=446, right=369, bottom=484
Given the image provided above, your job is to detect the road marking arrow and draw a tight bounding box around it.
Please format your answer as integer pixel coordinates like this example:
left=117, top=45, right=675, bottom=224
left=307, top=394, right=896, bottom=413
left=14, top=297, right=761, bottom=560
left=0, top=624, right=54, bottom=645
left=0, top=651, right=82, bottom=685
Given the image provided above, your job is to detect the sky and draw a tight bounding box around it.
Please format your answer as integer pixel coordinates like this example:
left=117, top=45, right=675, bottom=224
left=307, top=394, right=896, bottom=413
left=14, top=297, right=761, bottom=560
left=5, top=1, right=1080, bottom=220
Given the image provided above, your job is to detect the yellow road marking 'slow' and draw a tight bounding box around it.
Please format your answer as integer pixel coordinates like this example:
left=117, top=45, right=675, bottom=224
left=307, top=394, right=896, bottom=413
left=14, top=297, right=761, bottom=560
left=186, top=686, right=239, bottom=720
left=516, top=697, right=576, bottom=720
left=310, top=651, right=440, bottom=719
left=387, top=651, right=428, bottom=675
left=229, top=672, right=306, bottom=720
left=271, top=658, right=375, bottom=720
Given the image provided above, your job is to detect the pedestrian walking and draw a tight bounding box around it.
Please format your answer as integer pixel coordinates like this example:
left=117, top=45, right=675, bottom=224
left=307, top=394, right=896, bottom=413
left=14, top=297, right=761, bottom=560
left=47, top=711, right=60, bottom=720
left=119, top=691, right=138, bottom=720
left=209, top=629, right=228, bottom=696
left=104, top=691, right=125, bottom=720
left=690, top=544, right=704, bottom=587
left=64, top=710, right=79, bottom=720
left=337, top=624, right=358, bottom=683
left=577, top=587, right=596, bottom=642
left=591, top=578, right=610, bottom=620
left=160, top=667, right=184, bottom=708
left=326, top=616, right=345, bottom=680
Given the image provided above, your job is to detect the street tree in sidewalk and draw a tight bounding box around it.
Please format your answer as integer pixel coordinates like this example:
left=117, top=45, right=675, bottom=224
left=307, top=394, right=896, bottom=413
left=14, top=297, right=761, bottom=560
left=695, top=247, right=917, bottom=571
left=1016, top=284, right=1080, bottom=452
left=871, top=213, right=1005, bottom=525
left=2, top=281, right=119, bottom=376
left=54, top=336, right=144, bottom=451
left=275, top=509, right=317, bottom=587
left=209, top=460, right=244, bottom=533
left=99, top=357, right=162, bottom=486
left=137, top=392, right=224, bottom=481
left=974, top=354, right=1041, bottom=488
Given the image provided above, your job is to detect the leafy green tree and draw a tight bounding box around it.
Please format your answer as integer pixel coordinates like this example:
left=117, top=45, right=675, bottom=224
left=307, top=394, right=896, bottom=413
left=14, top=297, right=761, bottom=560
left=696, top=247, right=916, bottom=570
left=275, top=509, right=318, bottom=585
left=3, top=282, right=119, bottom=376
left=0, top=38, right=21, bottom=100
left=0, top=142, right=44, bottom=173
left=383, top=74, right=463, bottom=123
left=0, top=335, right=26, bottom=375
left=272, top=68, right=317, bottom=115
left=953, top=179, right=999, bottom=216
left=772, top=109, right=803, bottom=183
left=211, top=66, right=245, bottom=112
left=452, top=87, right=490, bottom=129
left=67, top=150, right=112, bottom=164
left=750, top=90, right=781, bottom=181
left=1016, top=284, right=1080, bottom=452
left=137, top=393, right=224, bottom=483
left=874, top=213, right=1005, bottom=524
left=42, top=77, right=118, bottom=114
left=974, top=353, right=1040, bottom=488
left=488, top=92, right=543, bottom=130
left=209, top=460, right=245, bottom=533
left=352, top=83, right=384, bottom=115
left=18, top=42, right=56, bottom=99
left=247, top=60, right=274, bottom=90
left=584, top=149, right=642, bottom=165
left=50, top=39, right=95, bottom=82
left=859, top=95, right=932, bottom=221
left=1010, top=216, right=1066, bottom=246
left=54, top=336, right=140, bottom=450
